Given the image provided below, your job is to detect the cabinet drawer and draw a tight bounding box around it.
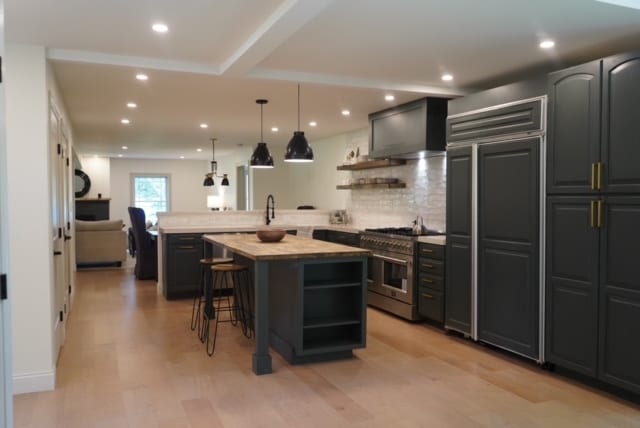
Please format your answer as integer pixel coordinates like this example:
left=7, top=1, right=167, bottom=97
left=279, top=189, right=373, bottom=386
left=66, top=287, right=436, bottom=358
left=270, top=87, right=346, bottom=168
left=418, top=275, right=444, bottom=292
left=418, top=243, right=444, bottom=260
left=167, top=233, right=203, bottom=244
left=418, top=258, right=444, bottom=276
left=418, top=287, right=444, bottom=323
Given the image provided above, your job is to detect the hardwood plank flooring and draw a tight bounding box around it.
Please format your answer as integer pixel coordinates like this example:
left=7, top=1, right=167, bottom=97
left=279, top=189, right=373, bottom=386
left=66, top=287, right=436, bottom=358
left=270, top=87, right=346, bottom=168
left=14, top=267, right=640, bottom=427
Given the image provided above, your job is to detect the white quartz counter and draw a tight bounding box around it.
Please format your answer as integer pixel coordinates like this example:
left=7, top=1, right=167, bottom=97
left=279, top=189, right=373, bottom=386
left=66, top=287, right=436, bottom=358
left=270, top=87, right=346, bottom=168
left=158, top=224, right=361, bottom=234
left=416, top=235, right=447, bottom=246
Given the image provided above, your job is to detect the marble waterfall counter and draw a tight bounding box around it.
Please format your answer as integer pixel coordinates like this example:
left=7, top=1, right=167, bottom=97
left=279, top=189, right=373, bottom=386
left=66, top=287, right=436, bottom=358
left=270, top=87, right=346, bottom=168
left=203, top=233, right=370, bottom=375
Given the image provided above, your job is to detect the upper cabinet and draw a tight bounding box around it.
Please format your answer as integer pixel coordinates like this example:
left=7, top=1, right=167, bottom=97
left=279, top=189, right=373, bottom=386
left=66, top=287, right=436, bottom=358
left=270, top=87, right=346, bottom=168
left=368, top=97, right=447, bottom=159
left=547, top=51, right=640, bottom=194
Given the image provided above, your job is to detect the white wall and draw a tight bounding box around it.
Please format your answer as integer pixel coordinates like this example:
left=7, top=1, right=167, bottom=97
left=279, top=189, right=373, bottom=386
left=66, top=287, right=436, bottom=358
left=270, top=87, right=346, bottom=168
left=5, top=43, right=56, bottom=393
left=78, top=155, right=110, bottom=199
left=110, top=158, right=210, bottom=226
left=251, top=131, right=351, bottom=210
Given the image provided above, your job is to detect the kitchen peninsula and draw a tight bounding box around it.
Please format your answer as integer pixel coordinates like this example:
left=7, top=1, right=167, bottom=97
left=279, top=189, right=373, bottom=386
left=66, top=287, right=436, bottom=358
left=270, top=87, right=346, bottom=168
left=203, top=233, right=370, bottom=375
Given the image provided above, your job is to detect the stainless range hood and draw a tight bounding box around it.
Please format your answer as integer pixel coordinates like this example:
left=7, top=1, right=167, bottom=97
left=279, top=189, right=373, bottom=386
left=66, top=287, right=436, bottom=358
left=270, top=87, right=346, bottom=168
left=368, top=97, right=448, bottom=159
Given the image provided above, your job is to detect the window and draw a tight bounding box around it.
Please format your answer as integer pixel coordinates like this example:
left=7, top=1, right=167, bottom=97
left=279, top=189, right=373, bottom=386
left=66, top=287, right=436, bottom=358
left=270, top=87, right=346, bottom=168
left=131, top=174, right=170, bottom=224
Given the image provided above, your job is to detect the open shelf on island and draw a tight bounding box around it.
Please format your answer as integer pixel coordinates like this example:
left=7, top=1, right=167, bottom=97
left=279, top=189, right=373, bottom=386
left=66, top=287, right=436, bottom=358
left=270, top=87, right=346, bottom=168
left=336, top=159, right=406, bottom=170
left=304, top=280, right=362, bottom=290
left=303, top=316, right=361, bottom=329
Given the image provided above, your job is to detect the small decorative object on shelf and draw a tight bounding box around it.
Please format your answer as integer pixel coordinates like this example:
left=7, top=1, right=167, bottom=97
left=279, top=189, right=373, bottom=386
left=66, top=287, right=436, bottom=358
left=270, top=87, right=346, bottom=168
left=336, top=182, right=405, bottom=190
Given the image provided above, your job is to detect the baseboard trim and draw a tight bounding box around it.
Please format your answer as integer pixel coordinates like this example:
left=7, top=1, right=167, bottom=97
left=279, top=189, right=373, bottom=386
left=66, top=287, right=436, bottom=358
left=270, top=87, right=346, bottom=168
left=13, top=369, right=56, bottom=394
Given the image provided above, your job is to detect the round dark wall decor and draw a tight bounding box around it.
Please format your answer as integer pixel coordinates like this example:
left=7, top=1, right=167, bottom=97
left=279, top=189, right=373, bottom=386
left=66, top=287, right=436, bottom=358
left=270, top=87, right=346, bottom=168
left=74, top=169, right=91, bottom=198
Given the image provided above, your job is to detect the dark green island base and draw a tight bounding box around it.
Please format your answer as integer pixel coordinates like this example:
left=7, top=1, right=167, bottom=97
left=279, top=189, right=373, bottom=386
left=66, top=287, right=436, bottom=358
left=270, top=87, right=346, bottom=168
left=203, top=233, right=369, bottom=374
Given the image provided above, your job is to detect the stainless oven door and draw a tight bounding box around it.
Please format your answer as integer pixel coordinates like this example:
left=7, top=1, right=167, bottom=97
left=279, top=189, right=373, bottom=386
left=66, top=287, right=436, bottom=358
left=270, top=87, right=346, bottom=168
left=369, top=252, right=413, bottom=305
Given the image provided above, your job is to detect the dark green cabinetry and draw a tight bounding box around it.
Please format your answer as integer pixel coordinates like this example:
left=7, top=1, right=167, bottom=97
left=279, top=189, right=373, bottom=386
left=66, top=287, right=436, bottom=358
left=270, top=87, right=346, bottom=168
left=478, top=138, right=540, bottom=359
left=269, top=258, right=366, bottom=363
left=164, top=233, right=203, bottom=300
left=548, top=52, right=640, bottom=194
left=417, top=242, right=445, bottom=323
left=445, top=146, right=473, bottom=334
left=315, top=229, right=360, bottom=247
left=546, top=50, right=640, bottom=395
left=546, top=196, right=640, bottom=393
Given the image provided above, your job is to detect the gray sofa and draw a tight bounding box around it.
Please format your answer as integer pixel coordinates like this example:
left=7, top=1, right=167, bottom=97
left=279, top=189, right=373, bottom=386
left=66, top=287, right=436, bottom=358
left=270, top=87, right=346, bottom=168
left=75, top=219, right=127, bottom=265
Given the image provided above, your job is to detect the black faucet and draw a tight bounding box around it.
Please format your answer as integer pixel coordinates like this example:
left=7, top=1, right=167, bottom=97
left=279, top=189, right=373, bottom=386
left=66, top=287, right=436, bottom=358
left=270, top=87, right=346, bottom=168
left=266, top=194, right=275, bottom=225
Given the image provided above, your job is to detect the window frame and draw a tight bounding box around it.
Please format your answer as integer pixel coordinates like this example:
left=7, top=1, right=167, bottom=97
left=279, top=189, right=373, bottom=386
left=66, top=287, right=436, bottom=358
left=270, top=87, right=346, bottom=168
left=130, top=173, right=171, bottom=223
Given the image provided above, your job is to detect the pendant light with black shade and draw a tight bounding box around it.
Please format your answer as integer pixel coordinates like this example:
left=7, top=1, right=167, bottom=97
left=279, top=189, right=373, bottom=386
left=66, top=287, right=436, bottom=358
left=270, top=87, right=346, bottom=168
left=203, top=137, right=230, bottom=186
left=250, top=99, right=274, bottom=168
left=284, top=84, right=314, bottom=163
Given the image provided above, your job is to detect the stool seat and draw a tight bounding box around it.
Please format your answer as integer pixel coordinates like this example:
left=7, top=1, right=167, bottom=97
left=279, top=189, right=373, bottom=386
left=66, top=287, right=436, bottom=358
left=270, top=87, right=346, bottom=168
left=212, top=263, right=247, bottom=272
left=200, top=257, right=234, bottom=265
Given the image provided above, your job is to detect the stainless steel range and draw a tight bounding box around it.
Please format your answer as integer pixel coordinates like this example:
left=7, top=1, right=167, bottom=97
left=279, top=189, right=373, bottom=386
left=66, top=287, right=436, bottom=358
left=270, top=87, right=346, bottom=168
left=361, top=227, right=443, bottom=321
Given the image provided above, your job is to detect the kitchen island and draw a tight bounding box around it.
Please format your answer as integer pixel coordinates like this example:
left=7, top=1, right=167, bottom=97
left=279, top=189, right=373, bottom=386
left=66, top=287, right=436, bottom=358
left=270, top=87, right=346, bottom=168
left=203, top=233, right=370, bottom=375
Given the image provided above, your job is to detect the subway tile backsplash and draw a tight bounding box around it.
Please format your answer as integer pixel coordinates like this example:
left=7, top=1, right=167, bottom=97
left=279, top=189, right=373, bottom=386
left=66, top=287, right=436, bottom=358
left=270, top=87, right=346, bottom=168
left=345, top=156, right=447, bottom=232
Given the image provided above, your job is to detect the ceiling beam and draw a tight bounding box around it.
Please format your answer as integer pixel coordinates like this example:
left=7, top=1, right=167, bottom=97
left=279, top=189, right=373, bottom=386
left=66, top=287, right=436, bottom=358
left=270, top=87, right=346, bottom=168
left=218, top=0, right=336, bottom=76
left=247, top=68, right=468, bottom=97
left=47, top=48, right=221, bottom=75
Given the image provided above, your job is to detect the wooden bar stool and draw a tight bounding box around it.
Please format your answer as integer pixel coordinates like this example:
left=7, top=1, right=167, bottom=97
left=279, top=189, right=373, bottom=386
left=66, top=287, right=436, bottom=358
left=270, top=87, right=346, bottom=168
left=204, top=263, right=252, bottom=356
left=191, top=257, right=233, bottom=341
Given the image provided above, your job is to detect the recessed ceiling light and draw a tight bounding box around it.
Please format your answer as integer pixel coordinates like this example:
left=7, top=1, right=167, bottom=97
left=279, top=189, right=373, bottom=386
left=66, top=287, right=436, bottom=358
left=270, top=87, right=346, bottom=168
left=152, top=23, right=169, bottom=33
left=121, top=118, right=130, bottom=124
left=196, top=148, right=202, bottom=152
left=595, top=0, right=640, bottom=10
left=122, top=146, right=128, bottom=150
left=540, top=40, right=555, bottom=49
left=341, top=110, right=350, bottom=116
left=385, top=95, right=395, bottom=101
left=118, top=154, right=123, bottom=158
left=127, top=102, right=137, bottom=108
left=200, top=123, right=208, bottom=129
left=309, top=121, right=317, bottom=127
left=179, top=155, right=185, bottom=159
left=136, top=73, right=148, bottom=81
left=271, top=127, right=279, bottom=132
left=441, top=74, right=454, bottom=81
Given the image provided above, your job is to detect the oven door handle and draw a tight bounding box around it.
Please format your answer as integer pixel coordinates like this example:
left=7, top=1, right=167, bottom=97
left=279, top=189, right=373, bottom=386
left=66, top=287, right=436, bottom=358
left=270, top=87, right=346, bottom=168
left=372, top=254, right=408, bottom=265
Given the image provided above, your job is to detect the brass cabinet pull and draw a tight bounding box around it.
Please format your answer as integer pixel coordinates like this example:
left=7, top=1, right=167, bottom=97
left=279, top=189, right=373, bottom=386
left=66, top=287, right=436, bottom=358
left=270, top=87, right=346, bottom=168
left=590, top=200, right=597, bottom=228
left=597, top=200, right=604, bottom=228
left=179, top=237, right=195, bottom=241
left=596, top=162, right=603, bottom=190
left=178, top=245, right=195, bottom=249
left=591, top=163, right=597, bottom=190
left=422, top=278, right=434, bottom=283
left=422, top=264, right=434, bottom=269
left=422, top=293, right=434, bottom=299
left=422, top=248, right=434, bottom=253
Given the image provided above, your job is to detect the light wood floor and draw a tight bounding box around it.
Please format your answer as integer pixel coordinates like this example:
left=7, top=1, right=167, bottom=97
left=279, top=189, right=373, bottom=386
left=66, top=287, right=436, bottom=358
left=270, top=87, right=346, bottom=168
left=14, top=267, right=640, bottom=428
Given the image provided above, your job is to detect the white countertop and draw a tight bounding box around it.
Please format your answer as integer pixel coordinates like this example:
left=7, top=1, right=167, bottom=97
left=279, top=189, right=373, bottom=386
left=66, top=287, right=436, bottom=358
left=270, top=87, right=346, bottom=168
left=158, top=224, right=361, bottom=235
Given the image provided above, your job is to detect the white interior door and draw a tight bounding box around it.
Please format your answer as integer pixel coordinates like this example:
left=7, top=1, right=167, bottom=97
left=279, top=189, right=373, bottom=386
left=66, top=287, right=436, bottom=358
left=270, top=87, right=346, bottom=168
left=0, top=0, right=14, bottom=425
left=61, top=128, right=72, bottom=316
left=49, top=102, right=65, bottom=361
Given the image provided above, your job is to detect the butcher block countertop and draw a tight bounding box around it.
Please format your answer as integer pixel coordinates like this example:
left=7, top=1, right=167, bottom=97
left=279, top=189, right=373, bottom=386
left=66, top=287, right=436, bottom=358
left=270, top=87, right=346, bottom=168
left=203, top=233, right=370, bottom=261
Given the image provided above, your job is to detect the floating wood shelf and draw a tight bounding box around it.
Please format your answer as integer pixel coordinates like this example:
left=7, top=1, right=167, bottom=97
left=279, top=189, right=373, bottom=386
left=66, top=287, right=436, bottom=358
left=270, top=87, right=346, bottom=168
left=336, top=159, right=406, bottom=170
left=336, top=183, right=406, bottom=190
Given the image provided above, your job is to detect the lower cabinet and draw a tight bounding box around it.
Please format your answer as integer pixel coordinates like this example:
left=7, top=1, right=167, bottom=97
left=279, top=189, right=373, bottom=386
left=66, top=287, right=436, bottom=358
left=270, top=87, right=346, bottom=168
left=314, top=229, right=361, bottom=247
left=417, top=242, right=445, bottom=323
left=269, top=258, right=366, bottom=363
left=164, top=233, right=203, bottom=299
left=546, top=196, right=640, bottom=394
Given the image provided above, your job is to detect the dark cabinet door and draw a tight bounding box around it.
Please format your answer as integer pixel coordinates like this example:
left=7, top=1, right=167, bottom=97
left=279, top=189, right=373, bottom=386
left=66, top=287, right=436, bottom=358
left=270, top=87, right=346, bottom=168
left=602, top=52, right=640, bottom=193
left=165, top=237, right=203, bottom=299
left=445, top=146, right=472, bottom=334
left=547, top=60, right=601, bottom=194
left=598, top=196, right=640, bottom=393
left=545, top=197, right=599, bottom=376
left=478, top=138, right=539, bottom=359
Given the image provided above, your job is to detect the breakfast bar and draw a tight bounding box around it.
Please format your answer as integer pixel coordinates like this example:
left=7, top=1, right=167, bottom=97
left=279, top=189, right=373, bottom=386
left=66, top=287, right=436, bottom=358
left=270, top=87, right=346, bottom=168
left=202, top=233, right=370, bottom=375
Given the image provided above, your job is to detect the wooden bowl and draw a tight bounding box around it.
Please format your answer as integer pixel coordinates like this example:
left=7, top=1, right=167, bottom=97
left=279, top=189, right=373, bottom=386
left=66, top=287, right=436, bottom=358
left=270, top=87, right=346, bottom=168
left=256, top=228, right=286, bottom=243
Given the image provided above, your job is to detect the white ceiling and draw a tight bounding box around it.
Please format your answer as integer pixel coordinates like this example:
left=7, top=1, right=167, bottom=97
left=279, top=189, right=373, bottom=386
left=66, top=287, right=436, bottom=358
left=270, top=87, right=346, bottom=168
left=6, top=0, right=640, bottom=160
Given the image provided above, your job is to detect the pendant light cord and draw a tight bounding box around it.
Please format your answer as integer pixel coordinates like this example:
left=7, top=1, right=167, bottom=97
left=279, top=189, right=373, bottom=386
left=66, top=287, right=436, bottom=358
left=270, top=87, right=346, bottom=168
left=260, top=103, right=264, bottom=142
left=297, top=84, right=300, bottom=132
